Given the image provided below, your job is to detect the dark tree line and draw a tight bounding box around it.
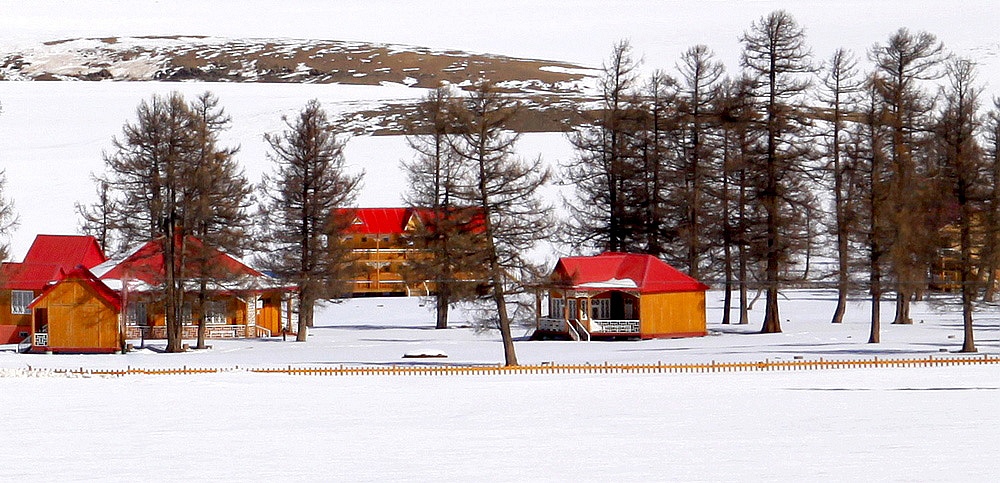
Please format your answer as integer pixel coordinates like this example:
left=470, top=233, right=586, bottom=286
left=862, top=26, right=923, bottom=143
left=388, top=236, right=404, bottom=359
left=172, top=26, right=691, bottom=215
left=74, top=11, right=999, bottom=356
left=564, top=11, right=997, bottom=351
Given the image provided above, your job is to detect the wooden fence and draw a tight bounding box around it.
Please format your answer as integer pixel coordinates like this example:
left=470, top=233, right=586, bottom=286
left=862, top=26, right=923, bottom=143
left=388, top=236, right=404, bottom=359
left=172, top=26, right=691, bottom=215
left=13, top=354, right=1000, bottom=377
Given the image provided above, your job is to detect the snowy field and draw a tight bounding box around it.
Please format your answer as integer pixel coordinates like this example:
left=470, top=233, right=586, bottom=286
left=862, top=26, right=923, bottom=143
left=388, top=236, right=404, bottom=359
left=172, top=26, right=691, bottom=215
left=3, top=1, right=1000, bottom=481
left=2, top=291, right=998, bottom=481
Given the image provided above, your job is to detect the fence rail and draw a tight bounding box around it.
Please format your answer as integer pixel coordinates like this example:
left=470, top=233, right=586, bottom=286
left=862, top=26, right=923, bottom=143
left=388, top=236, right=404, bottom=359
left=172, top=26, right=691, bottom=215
left=8, top=354, right=999, bottom=377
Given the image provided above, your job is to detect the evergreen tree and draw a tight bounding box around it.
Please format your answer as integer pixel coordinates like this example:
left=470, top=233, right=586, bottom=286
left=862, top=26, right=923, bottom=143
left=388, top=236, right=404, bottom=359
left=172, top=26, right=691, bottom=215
left=451, top=81, right=553, bottom=366
left=402, top=86, right=485, bottom=329
left=259, top=99, right=362, bottom=341
left=676, top=45, right=725, bottom=279
left=88, top=91, right=250, bottom=353
left=564, top=40, right=643, bottom=253
left=184, top=92, right=254, bottom=350
left=870, top=28, right=947, bottom=325
left=934, top=58, right=985, bottom=352
left=818, top=48, right=863, bottom=323
left=0, top=171, right=18, bottom=263
left=740, top=10, right=815, bottom=333
left=980, top=98, right=1000, bottom=302
left=96, top=92, right=200, bottom=352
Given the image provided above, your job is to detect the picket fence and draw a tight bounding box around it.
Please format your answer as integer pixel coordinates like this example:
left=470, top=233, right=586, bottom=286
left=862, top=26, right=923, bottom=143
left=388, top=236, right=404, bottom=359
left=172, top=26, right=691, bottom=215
left=18, top=353, right=1000, bottom=377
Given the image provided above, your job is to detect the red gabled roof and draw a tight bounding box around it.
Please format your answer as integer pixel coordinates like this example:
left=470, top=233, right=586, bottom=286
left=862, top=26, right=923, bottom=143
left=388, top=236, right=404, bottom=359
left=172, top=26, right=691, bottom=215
left=99, top=235, right=261, bottom=285
left=23, top=235, right=106, bottom=269
left=552, top=252, right=709, bottom=294
left=339, top=208, right=412, bottom=235
left=29, top=266, right=121, bottom=312
left=337, top=207, right=487, bottom=235
left=0, top=262, right=64, bottom=291
left=1, top=235, right=108, bottom=291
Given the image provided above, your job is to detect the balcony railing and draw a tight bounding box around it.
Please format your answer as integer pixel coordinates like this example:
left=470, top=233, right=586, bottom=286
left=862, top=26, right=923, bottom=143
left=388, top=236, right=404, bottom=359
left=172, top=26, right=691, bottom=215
left=588, top=319, right=640, bottom=334
left=538, top=317, right=640, bottom=335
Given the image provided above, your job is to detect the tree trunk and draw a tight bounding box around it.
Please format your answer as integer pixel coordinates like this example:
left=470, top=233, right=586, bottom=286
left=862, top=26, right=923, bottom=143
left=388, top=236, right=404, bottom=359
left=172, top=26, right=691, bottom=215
left=892, top=288, right=912, bottom=324
left=435, top=284, right=450, bottom=330
left=960, top=205, right=977, bottom=352
left=296, top=288, right=312, bottom=342
left=164, top=221, right=185, bottom=353
left=869, top=255, right=882, bottom=343
left=868, top=291, right=881, bottom=343
left=737, top=169, right=749, bottom=325
left=831, top=185, right=849, bottom=323
left=195, top=283, right=208, bottom=350
left=984, top=269, right=997, bottom=303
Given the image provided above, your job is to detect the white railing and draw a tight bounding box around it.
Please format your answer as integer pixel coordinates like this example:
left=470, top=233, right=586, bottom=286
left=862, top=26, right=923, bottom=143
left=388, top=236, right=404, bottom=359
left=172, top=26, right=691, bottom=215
left=570, top=320, right=591, bottom=342
left=539, top=317, right=640, bottom=335
left=254, top=325, right=272, bottom=338
left=538, top=317, right=565, bottom=332
left=589, top=319, right=640, bottom=334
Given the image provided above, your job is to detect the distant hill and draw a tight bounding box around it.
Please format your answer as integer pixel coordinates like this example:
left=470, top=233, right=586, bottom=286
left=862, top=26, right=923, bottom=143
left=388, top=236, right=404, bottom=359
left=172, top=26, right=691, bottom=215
left=0, top=36, right=601, bottom=134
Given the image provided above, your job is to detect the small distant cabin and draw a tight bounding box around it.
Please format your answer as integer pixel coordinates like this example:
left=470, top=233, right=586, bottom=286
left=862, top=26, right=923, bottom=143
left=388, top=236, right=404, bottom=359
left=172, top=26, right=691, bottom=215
left=28, top=267, right=122, bottom=354
left=537, top=252, right=709, bottom=340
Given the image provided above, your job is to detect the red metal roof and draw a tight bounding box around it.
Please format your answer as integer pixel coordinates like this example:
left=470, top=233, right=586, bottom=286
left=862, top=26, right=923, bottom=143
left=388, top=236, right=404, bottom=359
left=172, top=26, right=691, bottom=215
left=99, top=235, right=261, bottom=285
left=339, top=208, right=413, bottom=234
left=1, top=235, right=108, bottom=291
left=552, top=252, right=709, bottom=294
left=0, top=262, right=63, bottom=291
left=337, top=207, right=487, bottom=235
left=30, top=266, right=121, bottom=312
left=23, top=235, right=106, bottom=269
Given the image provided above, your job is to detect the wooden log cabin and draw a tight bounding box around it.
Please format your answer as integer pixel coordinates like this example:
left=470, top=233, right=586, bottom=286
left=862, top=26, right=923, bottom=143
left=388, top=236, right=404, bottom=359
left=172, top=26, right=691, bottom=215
left=0, top=235, right=107, bottom=344
left=536, top=252, right=709, bottom=340
left=28, top=266, right=123, bottom=353
left=338, top=207, right=485, bottom=297
left=91, top=235, right=299, bottom=341
left=2, top=234, right=298, bottom=353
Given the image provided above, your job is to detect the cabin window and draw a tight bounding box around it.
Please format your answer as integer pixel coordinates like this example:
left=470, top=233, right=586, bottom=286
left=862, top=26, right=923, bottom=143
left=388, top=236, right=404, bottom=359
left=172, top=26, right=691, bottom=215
left=591, top=299, right=611, bottom=320
left=382, top=236, right=390, bottom=242
left=126, top=302, right=148, bottom=326
left=550, top=298, right=563, bottom=318
left=182, top=303, right=193, bottom=325
left=11, top=290, right=33, bottom=315
left=204, top=301, right=228, bottom=325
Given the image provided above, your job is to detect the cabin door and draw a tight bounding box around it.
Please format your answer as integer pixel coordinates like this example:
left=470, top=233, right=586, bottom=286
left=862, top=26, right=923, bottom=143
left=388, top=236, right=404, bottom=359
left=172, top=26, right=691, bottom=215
left=33, top=308, right=48, bottom=333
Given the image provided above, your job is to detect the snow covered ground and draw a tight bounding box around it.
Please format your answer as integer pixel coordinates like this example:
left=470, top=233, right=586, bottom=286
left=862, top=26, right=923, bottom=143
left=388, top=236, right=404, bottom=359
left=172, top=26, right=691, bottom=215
left=1, top=291, right=998, bottom=481
left=3, top=2, right=1000, bottom=480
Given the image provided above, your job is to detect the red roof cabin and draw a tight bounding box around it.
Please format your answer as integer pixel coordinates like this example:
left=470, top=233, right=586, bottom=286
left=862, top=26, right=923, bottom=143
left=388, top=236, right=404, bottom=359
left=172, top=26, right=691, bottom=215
left=537, top=252, right=709, bottom=340
left=93, top=235, right=299, bottom=340
left=337, top=207, right=486, bottom=296
left=0, top=235, right=107, bottom=344
left=27, top=266, right=123, bottom=354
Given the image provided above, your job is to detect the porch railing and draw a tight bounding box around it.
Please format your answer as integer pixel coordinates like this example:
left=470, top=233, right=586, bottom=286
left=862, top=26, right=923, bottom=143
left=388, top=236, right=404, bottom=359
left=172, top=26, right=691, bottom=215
left=588, top=319, right=640, bottom=334
left=538, top=317, right=566, bottom=332
left=538, top=317, right=640, bottom=335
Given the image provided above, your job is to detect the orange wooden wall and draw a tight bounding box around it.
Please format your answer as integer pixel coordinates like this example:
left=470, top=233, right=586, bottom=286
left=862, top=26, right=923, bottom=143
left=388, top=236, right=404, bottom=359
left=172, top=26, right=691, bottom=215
left=638, top=291, right=707, bottom=338
left=34, top=280, right=120, bottom=352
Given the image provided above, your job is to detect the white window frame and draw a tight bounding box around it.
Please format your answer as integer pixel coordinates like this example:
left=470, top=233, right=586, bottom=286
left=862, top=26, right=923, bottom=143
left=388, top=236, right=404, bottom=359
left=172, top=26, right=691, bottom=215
left=592, top=298, right=611, bottom=320
left=11, top=290, right=33, bottom=315
left=551, top=298, right=564, bottom=318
